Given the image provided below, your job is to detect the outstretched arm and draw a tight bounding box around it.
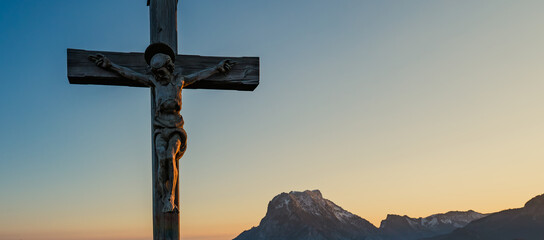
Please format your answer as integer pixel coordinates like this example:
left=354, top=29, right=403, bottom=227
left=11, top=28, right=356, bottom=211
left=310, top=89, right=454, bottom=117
left=89, top=54, right=153, bottom=87
left=183, top=59, right=236, bottom=87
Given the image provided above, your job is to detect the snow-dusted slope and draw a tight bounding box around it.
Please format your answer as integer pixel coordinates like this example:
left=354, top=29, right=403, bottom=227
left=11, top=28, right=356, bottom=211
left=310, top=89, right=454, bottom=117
left=377, top=210, right=487, bottom=240
left=234, top=190, right=378, bottom=240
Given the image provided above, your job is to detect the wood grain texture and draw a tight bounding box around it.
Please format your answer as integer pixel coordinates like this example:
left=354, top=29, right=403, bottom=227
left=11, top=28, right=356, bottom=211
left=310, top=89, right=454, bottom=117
left=150, top=1, right=180, bottom=240
left=67, top=48, right=259, bottom=91
left=149, top=0, right=178, bottom=53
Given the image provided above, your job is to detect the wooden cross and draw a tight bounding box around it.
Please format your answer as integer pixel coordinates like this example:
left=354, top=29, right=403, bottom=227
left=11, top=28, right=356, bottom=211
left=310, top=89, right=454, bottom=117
left=67, top=1, right=259, bottom=239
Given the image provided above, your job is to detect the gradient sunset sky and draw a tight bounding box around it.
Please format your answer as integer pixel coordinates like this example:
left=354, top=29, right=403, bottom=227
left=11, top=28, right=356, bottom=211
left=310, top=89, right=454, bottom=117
left=1, top=1, right=544, bottom=240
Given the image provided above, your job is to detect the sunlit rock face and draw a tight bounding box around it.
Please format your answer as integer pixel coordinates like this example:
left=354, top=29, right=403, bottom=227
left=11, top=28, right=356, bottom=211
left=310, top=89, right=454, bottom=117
left=376, top=210, right=487, bottom=240
left=234, top=190, right=378, bottom=240
left=425, top=194, right=544, bottom=240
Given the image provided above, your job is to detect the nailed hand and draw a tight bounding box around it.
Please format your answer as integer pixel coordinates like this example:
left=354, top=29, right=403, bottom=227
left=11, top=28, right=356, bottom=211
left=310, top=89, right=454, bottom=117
left=217, top=59, right=236, bottom=74
left=88, top=54, right=112, bottom=69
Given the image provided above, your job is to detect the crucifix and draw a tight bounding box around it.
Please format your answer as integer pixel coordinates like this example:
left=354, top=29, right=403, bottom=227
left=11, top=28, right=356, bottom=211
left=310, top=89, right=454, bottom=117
left=67, top=1, right=259, bottom=239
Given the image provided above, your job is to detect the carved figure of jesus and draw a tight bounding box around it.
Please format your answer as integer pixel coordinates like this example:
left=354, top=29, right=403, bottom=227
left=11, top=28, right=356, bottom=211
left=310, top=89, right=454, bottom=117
left=89, top=53, right=235, bottom=212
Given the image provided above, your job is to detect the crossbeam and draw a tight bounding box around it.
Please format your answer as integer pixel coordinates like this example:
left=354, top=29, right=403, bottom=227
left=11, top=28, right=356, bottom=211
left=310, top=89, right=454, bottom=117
left=68, top=48, right=259, bottom=91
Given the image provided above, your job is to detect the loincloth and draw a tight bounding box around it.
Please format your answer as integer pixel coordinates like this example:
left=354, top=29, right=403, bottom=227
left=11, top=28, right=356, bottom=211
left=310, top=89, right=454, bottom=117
left=154, top=114, right=184, bottom=129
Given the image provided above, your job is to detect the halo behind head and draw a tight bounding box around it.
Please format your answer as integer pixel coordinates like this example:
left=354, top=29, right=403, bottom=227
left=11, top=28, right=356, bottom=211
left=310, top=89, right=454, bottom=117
left=144, top=43, right=176, bottom=65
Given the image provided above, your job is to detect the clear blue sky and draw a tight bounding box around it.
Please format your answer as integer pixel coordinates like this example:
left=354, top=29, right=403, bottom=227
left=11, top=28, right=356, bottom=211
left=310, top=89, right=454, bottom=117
left=1, top=1, right=544, bottom=240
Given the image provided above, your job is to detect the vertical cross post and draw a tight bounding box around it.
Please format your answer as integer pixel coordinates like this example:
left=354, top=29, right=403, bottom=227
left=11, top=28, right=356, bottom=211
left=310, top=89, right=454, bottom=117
left=148, top=1, right=180, bottom=239
left=149, top=0, right=178, bottom=53
left=68, top=1, right=259, bottom=239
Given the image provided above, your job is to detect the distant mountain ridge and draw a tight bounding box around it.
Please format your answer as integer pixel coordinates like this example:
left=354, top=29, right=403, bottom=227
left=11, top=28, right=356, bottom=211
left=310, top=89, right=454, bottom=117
left=376, top=210, right=487, bottom=240
left=234, top=190, right=499, bottom=240
left=424, top=194, right=544, bottom=240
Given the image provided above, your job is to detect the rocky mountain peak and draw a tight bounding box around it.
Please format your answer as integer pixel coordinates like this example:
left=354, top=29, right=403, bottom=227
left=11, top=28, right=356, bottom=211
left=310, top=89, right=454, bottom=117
left=235, top=190, right=378, bottom=240
left=270, top=190, right=325, bottom=214
left=266, top=190, right=368, bottom=226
